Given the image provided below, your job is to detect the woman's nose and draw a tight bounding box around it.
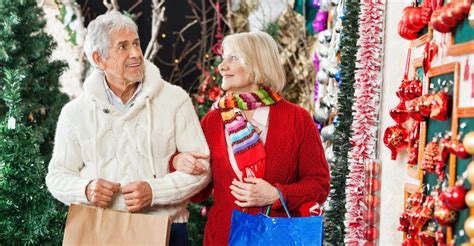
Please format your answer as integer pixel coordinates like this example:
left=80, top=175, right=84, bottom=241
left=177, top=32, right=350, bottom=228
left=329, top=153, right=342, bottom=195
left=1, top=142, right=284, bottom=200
left=218, top=61, right=228, bottom=73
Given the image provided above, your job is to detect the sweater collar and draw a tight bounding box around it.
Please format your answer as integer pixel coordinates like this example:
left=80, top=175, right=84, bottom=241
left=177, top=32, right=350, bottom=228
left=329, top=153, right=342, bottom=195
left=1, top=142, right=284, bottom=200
left=83, top=60, right=164, bottom=105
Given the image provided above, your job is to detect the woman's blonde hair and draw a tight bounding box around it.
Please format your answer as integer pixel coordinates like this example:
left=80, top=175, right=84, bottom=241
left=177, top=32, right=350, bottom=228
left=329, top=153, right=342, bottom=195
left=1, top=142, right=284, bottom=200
left=221, top=31, right=286, bottom=92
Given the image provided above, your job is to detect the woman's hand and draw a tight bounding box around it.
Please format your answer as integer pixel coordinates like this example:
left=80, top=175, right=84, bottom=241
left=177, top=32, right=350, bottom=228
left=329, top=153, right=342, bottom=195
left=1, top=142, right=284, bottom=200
left=173, top=152, right=209, bottom=175
left=230, top=177, right=279, bottom=207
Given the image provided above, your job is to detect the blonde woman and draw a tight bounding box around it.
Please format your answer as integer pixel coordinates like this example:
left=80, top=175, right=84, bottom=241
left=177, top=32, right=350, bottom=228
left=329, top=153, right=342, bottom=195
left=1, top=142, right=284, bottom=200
left=172, top=31, right=330, bottom=245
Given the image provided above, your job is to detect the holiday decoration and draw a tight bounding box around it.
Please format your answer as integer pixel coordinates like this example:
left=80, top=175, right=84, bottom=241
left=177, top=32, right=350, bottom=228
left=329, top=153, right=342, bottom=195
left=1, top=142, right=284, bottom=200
left=430, top=0, right=471, bottom=33
left=463, top=131, right=474, bottom=154
left=324, top=1, right=360, bottom=243
left=442, top=185, right=467, bottom=211
left=398, top=1, right=433, bottom=40
left=0, top=1, right=70, bottom=243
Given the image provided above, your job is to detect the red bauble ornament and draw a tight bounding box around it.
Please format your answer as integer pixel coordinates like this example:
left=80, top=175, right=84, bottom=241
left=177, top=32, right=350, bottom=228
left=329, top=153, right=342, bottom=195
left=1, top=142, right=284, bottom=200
left=365, top=178, right=381, bottom=192
left=454, top=143, right=469, bottom=159
left=363, top=226, right=379, bottom=241
left=196, top=96, right=205, bottom=104
left=207, top=86, right=222, bottom=101
left=383, top=124, right=409, bottom=160
left=443, top=185, right=467, bottom=211
left=408, top=79, right=422, bottom=99
left=363, top=210, right=380, bottom=225
left=365, top=194, right=381, bottom=208
left=201, top=206, right=208, bottom=217
left=365, top=160, right=380, bottom=176
left=418, top=231, right=436, bottom=245
left=434, top=199, right=458, bottom=226
left=402, top=237, right=420, bottom=246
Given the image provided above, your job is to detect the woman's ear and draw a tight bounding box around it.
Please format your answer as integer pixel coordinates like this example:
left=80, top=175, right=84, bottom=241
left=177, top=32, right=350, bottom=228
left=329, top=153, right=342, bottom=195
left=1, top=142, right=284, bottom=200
left=92, top=51, right=106, bottom=70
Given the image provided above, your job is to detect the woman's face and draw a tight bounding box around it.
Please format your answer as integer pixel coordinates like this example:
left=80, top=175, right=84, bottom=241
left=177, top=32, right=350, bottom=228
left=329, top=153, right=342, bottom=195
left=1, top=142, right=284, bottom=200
left=218, top=48, right=258, bottom=93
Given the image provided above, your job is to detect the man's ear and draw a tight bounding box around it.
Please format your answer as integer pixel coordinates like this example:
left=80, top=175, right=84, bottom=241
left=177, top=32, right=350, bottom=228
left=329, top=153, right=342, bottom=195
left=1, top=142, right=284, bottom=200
left=92, top=51, right=106, bottom=70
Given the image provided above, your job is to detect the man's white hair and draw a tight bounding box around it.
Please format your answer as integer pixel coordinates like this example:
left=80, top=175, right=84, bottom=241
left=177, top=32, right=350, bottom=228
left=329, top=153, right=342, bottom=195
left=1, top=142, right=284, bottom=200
left=83, top=11, right=138, bottom=68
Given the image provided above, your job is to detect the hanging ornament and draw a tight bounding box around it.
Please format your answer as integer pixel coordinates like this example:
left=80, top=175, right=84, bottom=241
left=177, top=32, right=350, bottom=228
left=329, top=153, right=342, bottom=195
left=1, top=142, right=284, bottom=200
left=312, top=11, right=328, bottom=33
left=390, top=100, right=410, bottom=124
left=365, top=178, right=381, bottom=192
left=465, top=190, right=474, bottom=207
left=207, top=86, right=222, bottom=101
left=402, top=237, right=420, bottom=246
left=434, top=199, right=458, bottom=226
left=383, top=124, right=409, bottom=160
left=311, top=0, right=321, bottom=8
left=314, top=106, right=330, bottom=123
left=365, top=160, right=381, bottom=176
left=363, top=210, right=380, bottom=225
left=363, top=226, right=379, bottom=241
left=365, top=194, right=380, bottom=208
left=465, top=217, right=474, bottom=238
left=462, top=131, right=474, bottom=154
left=321, top=124, right=336, bottom=141
left=442, top=185, right=467, bottom=211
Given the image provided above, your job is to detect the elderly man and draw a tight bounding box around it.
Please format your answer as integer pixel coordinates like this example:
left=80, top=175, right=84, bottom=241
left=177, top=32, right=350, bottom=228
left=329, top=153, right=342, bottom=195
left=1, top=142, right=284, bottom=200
left=46, top=11, right=210, bottom=245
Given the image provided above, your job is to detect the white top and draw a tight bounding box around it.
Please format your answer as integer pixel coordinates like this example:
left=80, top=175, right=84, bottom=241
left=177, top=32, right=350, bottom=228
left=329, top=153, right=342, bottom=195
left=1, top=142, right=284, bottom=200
left=46, top=61, right=211, bottom=223
left=224, top=106, right=270, bottom=180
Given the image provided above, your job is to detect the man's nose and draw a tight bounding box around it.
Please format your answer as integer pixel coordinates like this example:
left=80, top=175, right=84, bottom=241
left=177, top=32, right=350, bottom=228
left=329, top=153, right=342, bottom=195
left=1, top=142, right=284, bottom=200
left=129, top=46, right=142, bottom=58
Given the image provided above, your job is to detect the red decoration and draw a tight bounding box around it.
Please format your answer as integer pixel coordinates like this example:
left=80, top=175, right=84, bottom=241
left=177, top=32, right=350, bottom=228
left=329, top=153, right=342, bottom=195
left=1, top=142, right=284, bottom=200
left=434, top=199, right=458, bottom=226
left=418, top=230, right=436, bottom=245
left=201, top=206, right=208, bottom=217
left=365, top=160, right=380, bottom=176
left=207, top=86, right=222, bottom=101
left=402, top=237, right=420, bottom=246
left=365, top=194, right=380, bottom=208
left=430, top=0, right=471, bottom=33
left=383, top=124, right=409, bottom=160
left=363, top=210, right=380, bottom=225
left=429, top=91, right=450, bottom=121
left=363, top=226, right=379, bottom=241
left=442, top=185, right=467, bottom=211
left=365, top=178, right=381, bottom=192
left=390, top=100, right=410, bottom=124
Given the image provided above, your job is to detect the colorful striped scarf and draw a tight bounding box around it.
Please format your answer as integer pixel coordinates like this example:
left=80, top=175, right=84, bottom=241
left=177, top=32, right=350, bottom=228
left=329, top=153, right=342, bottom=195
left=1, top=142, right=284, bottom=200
left=213, top=87, right=282, bottom=179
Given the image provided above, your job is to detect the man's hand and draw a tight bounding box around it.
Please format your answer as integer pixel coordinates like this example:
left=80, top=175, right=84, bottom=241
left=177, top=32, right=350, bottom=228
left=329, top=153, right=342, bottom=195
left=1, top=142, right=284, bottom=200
left=173, top=152, right=209, bottom=175
left=86, top=178, right=121, bottom=208
left=230, top=177, right=280, bottom=207
left=122, top=181, right=153, bottom=213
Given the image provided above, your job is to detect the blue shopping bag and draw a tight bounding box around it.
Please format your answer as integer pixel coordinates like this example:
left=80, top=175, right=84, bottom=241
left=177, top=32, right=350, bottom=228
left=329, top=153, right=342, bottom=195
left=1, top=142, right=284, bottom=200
left=228, top=189, right=324, bottom=246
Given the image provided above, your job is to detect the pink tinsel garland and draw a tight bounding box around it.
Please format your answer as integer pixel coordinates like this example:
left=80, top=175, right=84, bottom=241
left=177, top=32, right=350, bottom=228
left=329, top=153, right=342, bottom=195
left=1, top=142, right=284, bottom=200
left=344, top=0, right=384, bottom=244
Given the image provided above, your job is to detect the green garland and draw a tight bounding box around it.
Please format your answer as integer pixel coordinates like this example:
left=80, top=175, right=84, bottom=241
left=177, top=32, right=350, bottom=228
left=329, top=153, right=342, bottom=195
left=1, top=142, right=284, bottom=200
left=323, top=1, right=360, bottom=244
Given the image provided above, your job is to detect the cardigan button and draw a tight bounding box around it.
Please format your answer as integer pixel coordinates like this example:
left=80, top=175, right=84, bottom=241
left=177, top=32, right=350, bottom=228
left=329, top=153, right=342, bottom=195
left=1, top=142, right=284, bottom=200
left=103, top=109, right=110, bottom=114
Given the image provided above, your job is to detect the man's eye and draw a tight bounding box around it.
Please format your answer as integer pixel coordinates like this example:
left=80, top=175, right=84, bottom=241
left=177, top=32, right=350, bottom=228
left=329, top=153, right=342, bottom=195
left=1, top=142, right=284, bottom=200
left=230, top=56, right=238, bottom=61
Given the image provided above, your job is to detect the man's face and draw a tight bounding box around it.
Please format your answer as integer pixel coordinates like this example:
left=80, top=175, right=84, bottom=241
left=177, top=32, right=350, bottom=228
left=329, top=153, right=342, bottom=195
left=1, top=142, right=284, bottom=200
left=97, top=28, right=144, bottom=85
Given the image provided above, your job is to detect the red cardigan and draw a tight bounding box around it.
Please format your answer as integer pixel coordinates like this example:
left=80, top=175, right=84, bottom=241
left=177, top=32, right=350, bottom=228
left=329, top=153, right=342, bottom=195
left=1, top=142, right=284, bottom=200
left=196, top=99, right=330, bottom=246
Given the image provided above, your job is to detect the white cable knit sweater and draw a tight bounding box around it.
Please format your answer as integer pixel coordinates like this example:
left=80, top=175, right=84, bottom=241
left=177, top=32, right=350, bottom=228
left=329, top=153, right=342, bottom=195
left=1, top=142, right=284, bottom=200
left=46, top=60, right=211, bottom=223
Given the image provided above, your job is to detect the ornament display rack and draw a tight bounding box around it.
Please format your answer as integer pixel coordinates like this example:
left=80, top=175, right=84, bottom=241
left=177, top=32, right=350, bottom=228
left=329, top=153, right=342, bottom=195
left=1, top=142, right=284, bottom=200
left=447, top=16, right=474, bottom=56
left=410, top=61, right=474, bottom=244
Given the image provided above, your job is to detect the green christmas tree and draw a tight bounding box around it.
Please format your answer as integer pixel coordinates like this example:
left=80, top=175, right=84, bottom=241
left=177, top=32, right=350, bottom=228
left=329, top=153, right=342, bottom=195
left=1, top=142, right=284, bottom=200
left=0, top=0, right=69, bottom=161
left=0, top=0, right=69, bottom=243
left=0, top=69, right=66, bottom=245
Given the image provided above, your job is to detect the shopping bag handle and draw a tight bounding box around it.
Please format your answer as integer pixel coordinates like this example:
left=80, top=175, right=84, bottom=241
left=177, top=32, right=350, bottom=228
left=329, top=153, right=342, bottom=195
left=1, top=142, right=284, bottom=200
left=265, top=187, right=291, bottom=218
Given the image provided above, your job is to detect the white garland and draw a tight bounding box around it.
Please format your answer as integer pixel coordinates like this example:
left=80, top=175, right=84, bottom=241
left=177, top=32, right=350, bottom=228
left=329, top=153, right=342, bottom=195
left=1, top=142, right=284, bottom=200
left=344, top=0, right=384, bottom=244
